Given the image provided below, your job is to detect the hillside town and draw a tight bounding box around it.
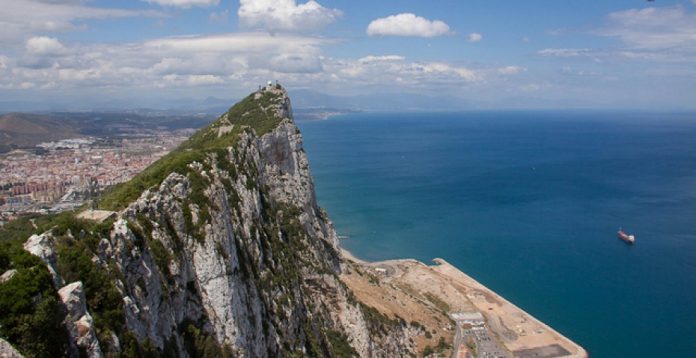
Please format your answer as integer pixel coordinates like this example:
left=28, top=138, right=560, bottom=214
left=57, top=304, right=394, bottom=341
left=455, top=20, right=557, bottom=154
left=0, top=131, right=192, bottom=223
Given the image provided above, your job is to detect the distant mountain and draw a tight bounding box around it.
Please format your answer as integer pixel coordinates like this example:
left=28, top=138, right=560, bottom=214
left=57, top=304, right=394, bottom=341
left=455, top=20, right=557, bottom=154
left=0, top=113, right=79, bottom=153
left=0, top=111, right=215, bottom=153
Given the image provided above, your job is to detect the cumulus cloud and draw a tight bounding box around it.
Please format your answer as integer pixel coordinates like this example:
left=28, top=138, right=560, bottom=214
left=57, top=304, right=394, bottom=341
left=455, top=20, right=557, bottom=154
left=238, top=0, right=341, bottom=32
left=467, top=33, right=482, bottom=42
left=0, top=32, right=331, bottom=90
left=366, top=13, right=450, bottom=38
left=497, top=65, right=525, bottom=75
left=143, top=0, right=219, bottom=8
left=26, top=36, right=67, bottom=55
left=0, top=29, right=496, bottom=96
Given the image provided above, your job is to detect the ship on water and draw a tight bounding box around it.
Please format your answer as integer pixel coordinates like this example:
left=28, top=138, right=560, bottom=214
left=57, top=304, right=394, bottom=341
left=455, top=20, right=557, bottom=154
left=617, top=228, right=635, bottom=244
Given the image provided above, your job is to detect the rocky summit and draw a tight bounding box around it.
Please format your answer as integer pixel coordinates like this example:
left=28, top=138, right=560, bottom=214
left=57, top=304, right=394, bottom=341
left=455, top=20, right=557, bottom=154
left=0, top=84, right=416, bottom=357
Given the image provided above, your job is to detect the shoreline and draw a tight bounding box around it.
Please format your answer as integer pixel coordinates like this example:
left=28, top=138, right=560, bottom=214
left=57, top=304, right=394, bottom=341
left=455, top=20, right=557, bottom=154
left=339, top=247, right=587, bottom=357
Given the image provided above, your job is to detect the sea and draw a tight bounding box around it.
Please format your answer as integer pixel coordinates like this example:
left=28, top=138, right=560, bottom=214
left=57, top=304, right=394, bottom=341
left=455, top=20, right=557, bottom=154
left=296, top=111, right=696, bottom=357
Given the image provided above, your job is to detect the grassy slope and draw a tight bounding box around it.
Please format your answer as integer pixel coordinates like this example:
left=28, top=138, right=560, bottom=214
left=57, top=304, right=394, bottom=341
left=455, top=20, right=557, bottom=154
left=98, top=89, right=286, bottom=211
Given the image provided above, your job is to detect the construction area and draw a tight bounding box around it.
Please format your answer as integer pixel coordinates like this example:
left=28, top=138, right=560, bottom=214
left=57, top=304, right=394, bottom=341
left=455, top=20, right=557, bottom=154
left=340, top=251, right=586, bottom=358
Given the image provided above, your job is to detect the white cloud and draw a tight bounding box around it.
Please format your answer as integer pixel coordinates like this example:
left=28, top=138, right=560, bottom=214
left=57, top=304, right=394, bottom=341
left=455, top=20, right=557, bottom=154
left=164, top=74, right=225, bottom=86
left=0, top=0, right=163, bottom=44
left=143, top=0, right=219, bottom=8
left=601, top=7, right=696, bottom=51
left=366, top=13, right=450, bottom=38
left=467, top=32, right=482, bottom=42
left=26, top=36, right=67, bottom=55
left=538, top=7, right=696, bottom=64
left=331, top=57, right=480, bottom=86
left=538, top=48, right=590, bottom=57
left=0, top=29, right=529, bottom=106
left=498, top=65, right=525, bottom=75
left=0, top=56, right=7, bottom=70
left=238, top=0, right=341, bottom=32
left=358, top=55, right=405, bottom=63
left=1, top=32, right=330, bottom=90
left=267, top=53, right=322, bottom=73
left=144, top=33, right=326, bottom=55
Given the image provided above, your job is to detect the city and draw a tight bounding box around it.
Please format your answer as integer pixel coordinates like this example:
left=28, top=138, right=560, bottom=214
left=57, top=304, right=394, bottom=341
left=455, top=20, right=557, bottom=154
left=0, top=131, right=192, bottom=223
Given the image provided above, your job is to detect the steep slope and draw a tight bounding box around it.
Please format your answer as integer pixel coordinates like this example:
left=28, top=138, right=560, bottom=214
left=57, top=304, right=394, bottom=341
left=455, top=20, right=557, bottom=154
left=0, top=85, right=415, bottom=357
left=0, top=113, right=79, bottom=152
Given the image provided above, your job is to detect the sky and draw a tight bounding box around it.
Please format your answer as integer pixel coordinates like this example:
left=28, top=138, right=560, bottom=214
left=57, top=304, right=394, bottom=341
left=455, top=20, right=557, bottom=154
left=1, top=0, right=696, bottom=111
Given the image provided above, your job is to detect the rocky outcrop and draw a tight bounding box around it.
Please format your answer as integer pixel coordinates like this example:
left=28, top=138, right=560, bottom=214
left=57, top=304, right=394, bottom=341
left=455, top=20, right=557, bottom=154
left=0, top=269, right=16, bottom=283
left=0, top=338, right=23, bottom=358
left=17, top=85, right=414, bottom=357
left=23, top=233, right=64, bottom=287
left=58, top=282, right=103, bottom=358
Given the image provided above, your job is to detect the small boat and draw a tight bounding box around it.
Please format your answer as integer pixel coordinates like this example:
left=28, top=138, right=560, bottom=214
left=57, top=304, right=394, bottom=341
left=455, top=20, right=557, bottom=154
left=617, top=228, right=635, bottom=244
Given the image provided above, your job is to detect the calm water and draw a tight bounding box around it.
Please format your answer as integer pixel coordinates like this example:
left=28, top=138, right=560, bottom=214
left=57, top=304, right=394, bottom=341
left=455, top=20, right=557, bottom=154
left=296, top=111, right=696, bottom=357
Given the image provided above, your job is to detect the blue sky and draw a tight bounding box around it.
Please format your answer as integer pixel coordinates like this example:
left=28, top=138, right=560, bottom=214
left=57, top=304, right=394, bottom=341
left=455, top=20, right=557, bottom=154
left=1, top=0, right=696, bottom=110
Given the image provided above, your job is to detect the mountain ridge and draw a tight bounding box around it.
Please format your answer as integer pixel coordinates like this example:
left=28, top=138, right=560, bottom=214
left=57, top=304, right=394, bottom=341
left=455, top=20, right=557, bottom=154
left=0, top=84, right=417, bottom=357
left=0, top=84, right=587, bottom=358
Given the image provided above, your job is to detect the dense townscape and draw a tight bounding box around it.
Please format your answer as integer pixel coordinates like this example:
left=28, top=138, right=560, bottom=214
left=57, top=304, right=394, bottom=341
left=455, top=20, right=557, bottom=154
left=0, top=131, right=192, bottom=222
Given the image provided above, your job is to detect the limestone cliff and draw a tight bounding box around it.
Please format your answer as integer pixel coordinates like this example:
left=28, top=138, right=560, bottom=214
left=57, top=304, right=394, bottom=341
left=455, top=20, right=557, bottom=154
left=1, top=85, right=415, bottom=357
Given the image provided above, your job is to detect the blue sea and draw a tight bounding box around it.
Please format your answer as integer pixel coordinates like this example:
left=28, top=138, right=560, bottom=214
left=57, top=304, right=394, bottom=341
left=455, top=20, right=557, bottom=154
left=296, top=111, right=696, bottom=357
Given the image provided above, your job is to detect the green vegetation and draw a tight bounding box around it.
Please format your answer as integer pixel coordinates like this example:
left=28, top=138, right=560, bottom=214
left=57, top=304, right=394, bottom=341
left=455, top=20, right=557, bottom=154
left=0, top=267, right=69, bottom=357
left=99, top=88, right=287, bottom=211
left=0, top=85, right=358, bottom=356
left=435, top=336, right=450, bottom=353
left=148, top=239, right=172, bottom=276
left=326, top=330, right=358, bottom=357
left=0, top=215, right=70, bottom=357
left=358, top=302, right=402, bottom=337
left=0, top=213, right=160, bottom=356
left=423, top=292, right=450, bottom=313
left=225, top=90, right=285, bottom=136
left=99, top=149, right=205, bottom=210
left=180, top=319, right=235, bottom=358
left=55, top=227, right=125, bottom=351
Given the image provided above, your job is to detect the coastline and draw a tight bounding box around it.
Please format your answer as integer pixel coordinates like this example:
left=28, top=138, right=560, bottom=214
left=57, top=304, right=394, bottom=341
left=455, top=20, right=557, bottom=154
left=339, top=247, right=587, bottom=357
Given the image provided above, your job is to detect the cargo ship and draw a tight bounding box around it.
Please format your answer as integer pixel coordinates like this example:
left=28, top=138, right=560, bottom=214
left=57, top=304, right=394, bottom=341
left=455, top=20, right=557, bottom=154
left=617, top=228, right=635, bottom=244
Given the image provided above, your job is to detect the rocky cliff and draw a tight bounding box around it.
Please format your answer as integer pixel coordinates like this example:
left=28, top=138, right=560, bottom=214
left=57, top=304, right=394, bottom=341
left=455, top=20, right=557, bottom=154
left=0, top=85, right=416, bottom=357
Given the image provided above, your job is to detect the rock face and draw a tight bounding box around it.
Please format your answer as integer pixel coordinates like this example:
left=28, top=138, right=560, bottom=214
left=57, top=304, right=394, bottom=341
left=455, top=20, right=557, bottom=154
left=23, top=233, right=64, bottom=287
left=0, top=338, right=24, bottom=358
left=18, top=85, right=413, bottom=357
left=0, top=269, right=16, bottom=283
left=58, top=282, right=103, bottom=358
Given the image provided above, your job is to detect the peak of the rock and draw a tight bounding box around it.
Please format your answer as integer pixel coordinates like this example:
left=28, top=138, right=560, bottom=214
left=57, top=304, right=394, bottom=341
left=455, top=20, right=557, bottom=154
left=2, top=82, right=416, bottom=357
left=222, top=82, right=292, bottom=133
left=98, top=84, right=294, bottom=210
